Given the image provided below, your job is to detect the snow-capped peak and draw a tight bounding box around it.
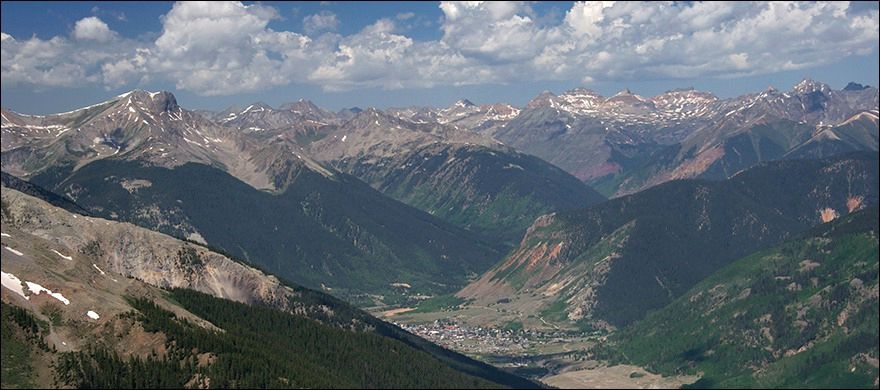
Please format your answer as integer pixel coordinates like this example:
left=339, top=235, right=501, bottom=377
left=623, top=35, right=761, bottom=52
left=792, top=78, right=831, bottom=95
left=453, top=99, right=476, bottom=108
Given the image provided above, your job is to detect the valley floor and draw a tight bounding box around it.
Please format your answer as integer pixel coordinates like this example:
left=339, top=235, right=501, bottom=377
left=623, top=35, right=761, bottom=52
left=377, top=308, right=700, bottom=389
left=541, top=363, right=700, bottom=389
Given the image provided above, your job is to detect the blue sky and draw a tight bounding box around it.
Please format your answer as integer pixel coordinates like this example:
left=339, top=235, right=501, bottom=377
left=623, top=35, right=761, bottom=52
left=2, top=1, right=878, bottom=115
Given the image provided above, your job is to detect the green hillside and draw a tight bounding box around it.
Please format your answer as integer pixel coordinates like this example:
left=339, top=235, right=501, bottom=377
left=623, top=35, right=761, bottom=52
left=605, top=207, right=879, bottom=388
left=368, top=143, right=606, bottom=246
left=456, top=152, right=878, bottom=332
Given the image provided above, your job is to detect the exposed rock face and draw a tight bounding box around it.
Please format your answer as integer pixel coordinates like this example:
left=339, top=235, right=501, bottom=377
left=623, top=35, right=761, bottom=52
left=1, top=187, right=305, bottom=313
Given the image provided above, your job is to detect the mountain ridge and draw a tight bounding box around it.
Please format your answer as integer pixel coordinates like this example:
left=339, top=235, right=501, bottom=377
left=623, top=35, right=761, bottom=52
left=0, top=183, right=541, bottom=389
left=454, top=151, right=879, bottom=329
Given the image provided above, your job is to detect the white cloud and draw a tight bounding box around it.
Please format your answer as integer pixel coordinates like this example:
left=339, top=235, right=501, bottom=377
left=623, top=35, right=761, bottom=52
left=1, top=1, right=877, bottom=96
left=439, top=1, right=561, bottom=64
left=547, top=1, right=879, bottom=82
left=73, top=16, right=116, bottom=42
left=102, top=48, right=152, bottom=88
left=1, top=36, right=82, bottom=87
left=303, top=10, right=339, bottom=35
left=147, top=1, right=292, bottom=94
left=2, top=17, right=129, bottom=88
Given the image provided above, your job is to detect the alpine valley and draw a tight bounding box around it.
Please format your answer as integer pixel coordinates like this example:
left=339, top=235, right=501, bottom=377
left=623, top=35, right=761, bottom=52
left=2, top=78, right=878, bottom=389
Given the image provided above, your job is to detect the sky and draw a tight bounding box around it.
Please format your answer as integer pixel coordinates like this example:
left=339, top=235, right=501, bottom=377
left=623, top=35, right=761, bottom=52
left=2, top=1, right=878, bottom=115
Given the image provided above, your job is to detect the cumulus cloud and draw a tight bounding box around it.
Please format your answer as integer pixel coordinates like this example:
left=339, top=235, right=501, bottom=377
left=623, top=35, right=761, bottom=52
left=439, top=1, right=559, bottom=64
left=146, top=1, right=289, bottom=94
left=303, top=10, right=339, bottom=35
left=1, top=1, right=877, bottom=96
left=73, top=16, right=116, bottom=42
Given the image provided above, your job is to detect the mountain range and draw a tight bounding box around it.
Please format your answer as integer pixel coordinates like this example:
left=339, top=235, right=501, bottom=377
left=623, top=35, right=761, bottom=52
left=1, top=77, right=877, bottom=388
left=477, top=79, right=878, bottom=197
left=3, top=90, right=505, bottom=305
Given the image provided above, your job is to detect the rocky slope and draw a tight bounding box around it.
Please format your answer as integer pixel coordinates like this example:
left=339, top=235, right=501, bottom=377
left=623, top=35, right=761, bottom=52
left=1, top=186, right=307, bottom=314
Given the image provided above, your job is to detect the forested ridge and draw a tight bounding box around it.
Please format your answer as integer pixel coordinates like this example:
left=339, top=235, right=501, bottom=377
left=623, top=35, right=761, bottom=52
left=50, top=288, right=513, bottom=388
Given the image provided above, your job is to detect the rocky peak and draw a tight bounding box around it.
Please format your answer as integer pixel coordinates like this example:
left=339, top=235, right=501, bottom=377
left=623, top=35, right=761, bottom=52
left=606, top=88, right=653, bottom=109
left=452, top=99, right=476, bottom=108
left=345, top=107, right=402, bottom=129
left=285, top=99, right=336, bottom=123
left=792, top=78, right=832, bottom=95
left=239, top=102, right=273, bottom=115
left=526, top=90, right=560, bottom=109
left=481, top=103, right=520, bottom=116
left=281, top=99, right=318, bottom=112
left=760, top=85, right=779, bottom=96
left=336, top=107, right=363, bottom=121
left=121, top=89, right=180, bottom=113
left=843, top=82, right=871, bottom=91
left=441, top=99, right=478, bottom=115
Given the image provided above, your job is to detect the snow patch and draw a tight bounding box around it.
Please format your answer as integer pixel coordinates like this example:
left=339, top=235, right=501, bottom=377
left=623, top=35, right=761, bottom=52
left=341, top=135, right=347, bottom=142
left=1, top=232, right=10, bottom=237
left=50, top=100, right=113, bottom=116
left=4, top=246, right=24, bottom=256
left=1, top=271, right=28, bottom=299
left=92, top=264, right=106, bottom=275
left=86, top=311, right=100, bottom=320
left=51, top=249, right=73, bottom=261
left=24, top=281, right=71, bottom=305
